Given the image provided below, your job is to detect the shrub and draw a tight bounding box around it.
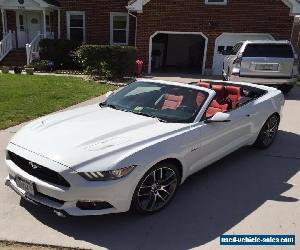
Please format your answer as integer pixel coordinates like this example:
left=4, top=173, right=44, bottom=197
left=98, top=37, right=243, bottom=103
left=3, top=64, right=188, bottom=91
left=39, top=39, right=81, bottom=70
left=1, top=66, right=9, bottom=74
left=75, top=45, right=138, bottom=80
left=29, top=60, right=53, bottom=72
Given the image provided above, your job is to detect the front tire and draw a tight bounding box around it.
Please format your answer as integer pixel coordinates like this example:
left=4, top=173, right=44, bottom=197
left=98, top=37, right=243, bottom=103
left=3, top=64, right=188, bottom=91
left=253, top=114, right=280, bottom=149
left=132, top=162, right=180, bottom=215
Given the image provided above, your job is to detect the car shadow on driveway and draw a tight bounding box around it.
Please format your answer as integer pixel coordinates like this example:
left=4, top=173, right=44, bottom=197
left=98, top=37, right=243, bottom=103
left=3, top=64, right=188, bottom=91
left=285, top=85, right=300, bottom=101
left=20, top=130, right=300, bottom=250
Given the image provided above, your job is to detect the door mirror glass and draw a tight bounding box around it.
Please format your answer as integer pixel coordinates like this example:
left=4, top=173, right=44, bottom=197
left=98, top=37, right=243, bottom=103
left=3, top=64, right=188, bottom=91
left=205, top=112, right=231, bottom=123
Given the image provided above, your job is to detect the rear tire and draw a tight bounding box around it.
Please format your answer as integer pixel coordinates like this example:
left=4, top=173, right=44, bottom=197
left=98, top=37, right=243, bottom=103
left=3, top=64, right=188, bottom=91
left=132, top=162, right=180, bottom=215
left=253, top=114, right=280, bottom=149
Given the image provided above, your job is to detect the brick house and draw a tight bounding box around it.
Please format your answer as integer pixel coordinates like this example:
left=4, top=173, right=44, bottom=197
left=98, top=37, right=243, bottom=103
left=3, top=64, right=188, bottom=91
left=0, top=0, right=300, bottom=74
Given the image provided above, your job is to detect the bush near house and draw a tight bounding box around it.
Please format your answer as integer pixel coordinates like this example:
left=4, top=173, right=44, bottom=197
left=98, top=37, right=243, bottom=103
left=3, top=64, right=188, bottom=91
left=39, top=39, right=81, bottom=70
left=75, top=45, right=138, bottom=80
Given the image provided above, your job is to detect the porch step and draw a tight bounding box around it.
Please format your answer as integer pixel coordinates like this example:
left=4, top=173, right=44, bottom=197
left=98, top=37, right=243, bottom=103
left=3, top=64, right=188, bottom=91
left=0, top=49, right=27, bottom=67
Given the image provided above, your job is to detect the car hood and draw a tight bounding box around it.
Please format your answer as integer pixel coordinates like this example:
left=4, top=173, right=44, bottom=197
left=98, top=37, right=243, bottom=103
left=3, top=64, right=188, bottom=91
left=10, top=104, right=187, bottom=170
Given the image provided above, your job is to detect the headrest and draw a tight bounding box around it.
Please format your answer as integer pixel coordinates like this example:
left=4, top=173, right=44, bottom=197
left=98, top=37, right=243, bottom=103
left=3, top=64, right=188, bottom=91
left=226, top=86, right=241, bottom=95
left=212, top=85, right=225, bottom=92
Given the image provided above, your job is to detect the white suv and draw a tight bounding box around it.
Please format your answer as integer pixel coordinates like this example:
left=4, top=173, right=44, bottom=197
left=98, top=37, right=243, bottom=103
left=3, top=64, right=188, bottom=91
left=223, top=40, right=298, bottom=94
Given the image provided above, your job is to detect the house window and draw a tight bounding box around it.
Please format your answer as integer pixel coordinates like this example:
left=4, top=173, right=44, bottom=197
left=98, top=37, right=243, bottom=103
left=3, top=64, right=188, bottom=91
left=67, top=11, right=85, bottom=42
left=205, top=0, right=227, bottom=5
left=110, top=12, right=129, bottom=45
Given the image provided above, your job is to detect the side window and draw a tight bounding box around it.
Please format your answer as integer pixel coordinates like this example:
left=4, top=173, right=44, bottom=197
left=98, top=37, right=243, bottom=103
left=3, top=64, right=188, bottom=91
left=231, top=43, right=243, bottom=55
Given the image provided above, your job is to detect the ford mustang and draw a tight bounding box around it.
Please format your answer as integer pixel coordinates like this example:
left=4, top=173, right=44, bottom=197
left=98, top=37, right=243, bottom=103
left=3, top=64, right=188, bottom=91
left=5, top=79, right=284, bottom=216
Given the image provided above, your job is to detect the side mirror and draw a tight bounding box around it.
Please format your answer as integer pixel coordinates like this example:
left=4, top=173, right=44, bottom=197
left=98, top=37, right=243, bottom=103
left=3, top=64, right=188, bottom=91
left=205, top=112, right=231, bottom=124
left=105, top=91, right=114, bottom=98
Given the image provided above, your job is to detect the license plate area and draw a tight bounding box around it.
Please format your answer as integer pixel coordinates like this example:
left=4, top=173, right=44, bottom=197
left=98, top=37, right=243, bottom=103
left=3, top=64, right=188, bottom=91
left=15, top=176, right=36, bottom=196
left=255, top=63, right=279, bottom=71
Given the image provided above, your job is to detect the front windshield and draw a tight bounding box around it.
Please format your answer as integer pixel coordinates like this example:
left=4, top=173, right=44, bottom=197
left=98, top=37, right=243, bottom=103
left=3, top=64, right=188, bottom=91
left=103, top=81, right=208, bottom=123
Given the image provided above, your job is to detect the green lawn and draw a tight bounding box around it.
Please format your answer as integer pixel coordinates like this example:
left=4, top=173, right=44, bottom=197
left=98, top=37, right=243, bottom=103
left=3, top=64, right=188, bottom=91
left=0, top=74, right=115, bottom=130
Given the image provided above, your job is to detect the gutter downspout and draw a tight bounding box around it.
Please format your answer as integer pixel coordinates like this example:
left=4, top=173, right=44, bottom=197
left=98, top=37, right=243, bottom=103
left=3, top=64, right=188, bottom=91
left=128, top=11, right=137, bottom=47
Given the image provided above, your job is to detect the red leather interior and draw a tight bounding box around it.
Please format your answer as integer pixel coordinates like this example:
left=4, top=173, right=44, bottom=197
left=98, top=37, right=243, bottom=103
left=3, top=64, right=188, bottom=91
left=225, top=86, right=241, bottom=109
left=206, top=100, right=228, bottom=118
left=196, top=92, right=206, bottom=107
left=206, top=107, right=221, bottom=118
left=211, top=100, right=228, bottom=112
left=161, top=94, right=183, bottom=110
left=212, top=85, right=227, bottom=103
left=196, top=82, right=211, bottom=89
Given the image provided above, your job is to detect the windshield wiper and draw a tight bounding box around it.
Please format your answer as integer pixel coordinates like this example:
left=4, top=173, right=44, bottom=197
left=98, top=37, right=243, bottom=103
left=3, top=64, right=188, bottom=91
left=99, top=102, right=119, bottom=110
left=132, top=111, right=168, bottom=123
left=99, top=102, right=131, bottom=112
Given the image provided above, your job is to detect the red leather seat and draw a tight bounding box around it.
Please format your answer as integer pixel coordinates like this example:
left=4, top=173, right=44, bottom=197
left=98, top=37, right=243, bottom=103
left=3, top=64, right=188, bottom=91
left=206, top=107, right=221, bottom=118
left=206, top=100, right=228, bottom=118
left=212, top=85, right=227, bottom=104
left=161, top=94, right=183, bottom=110
left=211, top=100, right=228, bottom=112
left=196, top=82, right=211, bottom=89
left=225, top=86, right=241, bottom=109
left=196, top=92, right=206, bottom=107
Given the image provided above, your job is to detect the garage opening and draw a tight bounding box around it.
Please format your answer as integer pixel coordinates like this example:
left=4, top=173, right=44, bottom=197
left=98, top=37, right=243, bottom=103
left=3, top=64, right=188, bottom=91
left=149, top=32, right=207, bottom=75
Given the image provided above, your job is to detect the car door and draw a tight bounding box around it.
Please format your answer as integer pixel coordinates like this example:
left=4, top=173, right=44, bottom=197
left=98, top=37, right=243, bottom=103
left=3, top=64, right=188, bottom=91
left=185, top=101, right=255, bottom=175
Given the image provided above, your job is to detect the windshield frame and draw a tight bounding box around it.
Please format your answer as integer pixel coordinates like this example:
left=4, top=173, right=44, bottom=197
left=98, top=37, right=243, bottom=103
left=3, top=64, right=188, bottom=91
left=102, top=81, right=209, bottom=124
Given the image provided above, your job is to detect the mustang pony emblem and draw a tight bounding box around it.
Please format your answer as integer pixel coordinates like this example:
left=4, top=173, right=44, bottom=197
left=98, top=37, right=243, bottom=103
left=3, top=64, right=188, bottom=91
left=29, top=161, right=39, bottom=170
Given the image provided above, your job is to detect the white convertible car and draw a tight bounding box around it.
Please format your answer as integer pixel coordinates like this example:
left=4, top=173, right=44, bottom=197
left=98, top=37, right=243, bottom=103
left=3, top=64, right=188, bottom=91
left=5, top=79, right=284, bottom=216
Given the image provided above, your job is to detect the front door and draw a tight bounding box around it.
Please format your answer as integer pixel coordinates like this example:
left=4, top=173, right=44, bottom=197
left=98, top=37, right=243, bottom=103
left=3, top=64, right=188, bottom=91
left=27, top=13, right=41, bottom=41
left=186, top=105, right=255, bottom=175
left=16, top=12, right=27, bottom=48
left=17, top=12, right=41, bottom=48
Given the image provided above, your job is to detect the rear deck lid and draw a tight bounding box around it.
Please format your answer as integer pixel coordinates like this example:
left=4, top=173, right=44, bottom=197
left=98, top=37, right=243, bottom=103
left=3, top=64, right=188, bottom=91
left=240, top=43, right=294, bottom=78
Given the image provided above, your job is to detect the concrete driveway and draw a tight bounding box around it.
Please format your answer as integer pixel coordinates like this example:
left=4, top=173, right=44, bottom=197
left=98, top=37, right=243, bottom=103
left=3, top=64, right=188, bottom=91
left=0, top=82, right=299, bottom=250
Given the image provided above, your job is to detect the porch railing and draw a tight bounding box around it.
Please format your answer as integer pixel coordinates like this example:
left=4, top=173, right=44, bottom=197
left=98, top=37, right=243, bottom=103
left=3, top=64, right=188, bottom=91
left=26, top=32, right=42, bottom=65
left=0, top=30, right=13, bottom=62
left=26, top=32, right=54, bottom=65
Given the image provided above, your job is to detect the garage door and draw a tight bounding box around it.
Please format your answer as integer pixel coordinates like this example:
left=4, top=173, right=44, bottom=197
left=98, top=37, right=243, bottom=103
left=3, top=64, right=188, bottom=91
left=212, top=33, right=274, bottom=75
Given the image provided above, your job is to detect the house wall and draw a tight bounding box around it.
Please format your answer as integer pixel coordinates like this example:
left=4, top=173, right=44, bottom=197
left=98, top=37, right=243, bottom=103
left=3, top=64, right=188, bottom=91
left=136, top=0, right=294, bottom=72
left=58, top=0, right=135, bottom=45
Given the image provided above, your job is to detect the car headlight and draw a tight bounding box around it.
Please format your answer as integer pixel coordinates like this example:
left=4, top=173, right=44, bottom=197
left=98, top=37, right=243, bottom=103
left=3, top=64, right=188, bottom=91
left=79, top=166, right=136, bottom=181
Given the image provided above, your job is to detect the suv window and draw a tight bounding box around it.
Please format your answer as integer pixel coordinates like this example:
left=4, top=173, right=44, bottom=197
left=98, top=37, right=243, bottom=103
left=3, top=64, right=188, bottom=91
left=243, top=44, right=294, bottom=58
left=231, top=43, right=243, bottom=55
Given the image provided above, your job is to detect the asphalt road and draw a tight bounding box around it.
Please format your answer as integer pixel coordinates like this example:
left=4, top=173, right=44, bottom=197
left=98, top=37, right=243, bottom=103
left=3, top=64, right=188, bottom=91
left=0, top=84, right=299, bottom=250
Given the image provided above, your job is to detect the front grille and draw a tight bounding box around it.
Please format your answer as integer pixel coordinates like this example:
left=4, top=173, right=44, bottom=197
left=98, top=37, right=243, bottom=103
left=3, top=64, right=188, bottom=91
left=8, top=151, right=70, bottom=188
left=38, top=192, right=65, bottom=205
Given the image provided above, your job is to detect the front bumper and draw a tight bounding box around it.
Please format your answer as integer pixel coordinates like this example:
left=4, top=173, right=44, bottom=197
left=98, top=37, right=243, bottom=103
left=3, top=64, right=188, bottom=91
left=228, top=75, right=297, bottom=85
left=5, top=145, right=144, bottom=216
